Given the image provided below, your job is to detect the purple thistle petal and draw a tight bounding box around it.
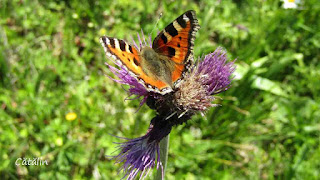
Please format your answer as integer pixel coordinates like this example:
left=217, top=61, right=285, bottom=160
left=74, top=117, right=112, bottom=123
left=137, top=32, right=143, bottom=50
left=112, top=132, right=161, bottom=179
left=148, top=35, right=152, bottom=47
left=141, top=29, right=148, bottom=47
left=197, top=47, right=236, bottom=95
left=175, top=47, right=236, bottom=113
left=131, top=35, right=139, bottom=51
left=105, top=62, right=148, bottom=95
left=110, top=115, right=173, bottom=180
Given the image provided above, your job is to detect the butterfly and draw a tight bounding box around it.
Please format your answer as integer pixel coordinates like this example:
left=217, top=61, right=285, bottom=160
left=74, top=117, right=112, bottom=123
left=100, top=10, right=200, bottom=95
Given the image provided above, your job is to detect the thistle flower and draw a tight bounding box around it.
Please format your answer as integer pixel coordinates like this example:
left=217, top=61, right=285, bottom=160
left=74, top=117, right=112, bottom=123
left=113, top=116, right=172, bottom=180
left=104, top=32, right=236, bottom=179
left=175, top=48, right=235, bottom=114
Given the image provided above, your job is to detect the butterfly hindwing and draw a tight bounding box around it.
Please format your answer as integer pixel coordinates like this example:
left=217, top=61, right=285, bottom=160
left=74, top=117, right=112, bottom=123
left=100, top=36, right=170, bottom=94
left=152, top=10, right=200, bottom=84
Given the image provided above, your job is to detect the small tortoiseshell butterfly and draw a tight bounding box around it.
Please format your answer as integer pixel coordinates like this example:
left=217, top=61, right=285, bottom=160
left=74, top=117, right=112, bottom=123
left=100, top=10, right=200, bottom=95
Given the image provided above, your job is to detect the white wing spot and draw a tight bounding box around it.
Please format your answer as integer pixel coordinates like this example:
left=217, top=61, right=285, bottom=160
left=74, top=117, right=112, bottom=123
left=125, top=43, right=131, bottom=53
left=163, top=31, right=172, bottom=41
left=173, top=21, right=182, bottom=31
left=105, top=37, right=110, bottom=44
left=114, top=39, right=120, bottom=50
left=183, top=14, right=189, bottom=22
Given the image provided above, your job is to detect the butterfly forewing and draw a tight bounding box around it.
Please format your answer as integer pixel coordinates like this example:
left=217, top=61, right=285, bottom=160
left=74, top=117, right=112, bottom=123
left=100, top=36, right=169, bottom=94
left=152, top=10, right=200, bottom=86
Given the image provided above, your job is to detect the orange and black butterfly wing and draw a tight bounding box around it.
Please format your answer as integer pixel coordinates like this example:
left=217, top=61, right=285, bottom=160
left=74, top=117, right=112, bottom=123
left=152, top=10, right=200, bottom=85
left=100, top=36, right=170, bottom=94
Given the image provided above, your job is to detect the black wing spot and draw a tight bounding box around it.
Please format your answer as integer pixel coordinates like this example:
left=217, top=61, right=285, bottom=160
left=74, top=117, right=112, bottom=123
left=168, top=47, right=176, bottom=57
left=161, top=34, right=168, bottom=44
left=165, top=23, right=178, bottom=37
left=128, top=45, right=133, bottom=53
left=177, top=43, right=180, bottom=47
left=109, top=38, right=115, bottom=48
left=179, top=36, right=182, bottom=40
left=127, top=58, right=131, bottom=62
left=176, top=16, right=187, bottom=28
left=133, top=57, right=139, bottom=66
left=102, top=37, right=108, bottom=45
left=119, top=40, right=126, bottom=51
left=186, top=11, right=194, bottom=22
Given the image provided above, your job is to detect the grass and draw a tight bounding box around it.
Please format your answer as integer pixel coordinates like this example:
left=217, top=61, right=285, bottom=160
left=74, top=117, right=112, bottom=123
left=0, top=0, right=319, bottom=179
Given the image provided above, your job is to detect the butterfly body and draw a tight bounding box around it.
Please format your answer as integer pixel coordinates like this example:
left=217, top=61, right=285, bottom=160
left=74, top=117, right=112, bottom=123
left=100, top=10, right=200, bottom=95
left=140, top=46, right=175, bottom=89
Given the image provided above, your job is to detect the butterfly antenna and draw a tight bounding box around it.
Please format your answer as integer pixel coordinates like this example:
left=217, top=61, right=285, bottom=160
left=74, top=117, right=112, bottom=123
left=149, top=12, right=163, bottom=37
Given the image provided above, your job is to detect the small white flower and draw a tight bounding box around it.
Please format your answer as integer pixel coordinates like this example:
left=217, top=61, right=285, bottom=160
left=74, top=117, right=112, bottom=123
left=282, top=0, right=300, bottom=9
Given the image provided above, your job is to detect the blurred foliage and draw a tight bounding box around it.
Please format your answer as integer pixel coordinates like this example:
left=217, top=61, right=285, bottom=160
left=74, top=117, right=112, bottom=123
left=0, top=0, right=319, bottom=179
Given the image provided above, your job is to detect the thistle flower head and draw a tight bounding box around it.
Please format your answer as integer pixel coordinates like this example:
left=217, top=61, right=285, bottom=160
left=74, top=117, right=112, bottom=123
left=114, top=135, right=160, bottom=180
left=112, top=116, right=173, bottom=180
left=175, top=48, right=235, bottom=113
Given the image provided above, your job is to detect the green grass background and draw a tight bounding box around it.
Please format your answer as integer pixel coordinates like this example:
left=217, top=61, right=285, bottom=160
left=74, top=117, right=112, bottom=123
left=1, top=0, right=319, bottom=179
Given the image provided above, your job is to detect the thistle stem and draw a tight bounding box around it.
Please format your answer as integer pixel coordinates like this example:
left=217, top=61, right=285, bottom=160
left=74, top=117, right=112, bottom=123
left=154, top=134, right=169, bottom=180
